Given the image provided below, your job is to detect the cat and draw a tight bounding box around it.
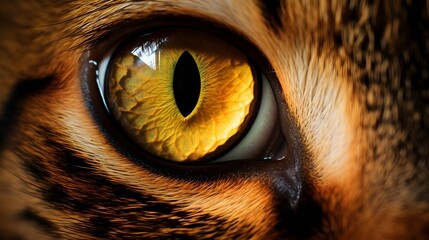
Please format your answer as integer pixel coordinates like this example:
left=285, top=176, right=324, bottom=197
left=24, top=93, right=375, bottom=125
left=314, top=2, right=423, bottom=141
left=0, top=0, right=428, bottom=239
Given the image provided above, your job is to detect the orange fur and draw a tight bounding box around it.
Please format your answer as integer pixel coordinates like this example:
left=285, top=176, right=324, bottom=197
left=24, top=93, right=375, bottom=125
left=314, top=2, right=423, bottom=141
left=1, top=0, right=428, bottom=239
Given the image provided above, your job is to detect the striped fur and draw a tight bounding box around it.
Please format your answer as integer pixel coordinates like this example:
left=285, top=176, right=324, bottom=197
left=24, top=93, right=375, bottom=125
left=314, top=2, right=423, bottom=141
left=0, top=0, right=428, bottom=239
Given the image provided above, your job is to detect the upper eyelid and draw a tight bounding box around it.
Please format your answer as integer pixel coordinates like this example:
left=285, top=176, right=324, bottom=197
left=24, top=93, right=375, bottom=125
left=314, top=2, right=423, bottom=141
left=62, top=2, right=263, bottom=54
left=80, top=16, right=203, bottom=50
left=82, top=16, right=252, bottom=64
left=70, top=8, right=226, bottom=50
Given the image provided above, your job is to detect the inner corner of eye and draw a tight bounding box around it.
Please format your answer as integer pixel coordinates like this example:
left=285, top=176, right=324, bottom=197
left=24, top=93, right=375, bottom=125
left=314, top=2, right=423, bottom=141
left=96, top=28, right=283, bottom=163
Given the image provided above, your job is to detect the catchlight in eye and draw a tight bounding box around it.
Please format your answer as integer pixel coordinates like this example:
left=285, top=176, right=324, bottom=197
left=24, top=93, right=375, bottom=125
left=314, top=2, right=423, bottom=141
left=103, top=29, right=257, bottom=162
left=95, top=28, right=287, bottom=163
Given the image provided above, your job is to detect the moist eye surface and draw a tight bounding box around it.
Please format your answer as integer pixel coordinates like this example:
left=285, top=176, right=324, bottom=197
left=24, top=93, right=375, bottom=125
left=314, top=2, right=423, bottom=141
left=104, top=28, right=258, bottom=162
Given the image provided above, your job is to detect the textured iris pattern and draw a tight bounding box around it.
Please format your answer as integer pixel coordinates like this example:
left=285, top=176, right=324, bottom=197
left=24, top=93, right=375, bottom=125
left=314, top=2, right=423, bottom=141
left=106, top=29, right=256, bottom=161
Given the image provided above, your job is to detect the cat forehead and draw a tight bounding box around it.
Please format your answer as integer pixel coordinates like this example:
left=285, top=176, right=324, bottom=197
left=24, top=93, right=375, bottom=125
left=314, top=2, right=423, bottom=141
left=14, top=0, right=409, bottom=59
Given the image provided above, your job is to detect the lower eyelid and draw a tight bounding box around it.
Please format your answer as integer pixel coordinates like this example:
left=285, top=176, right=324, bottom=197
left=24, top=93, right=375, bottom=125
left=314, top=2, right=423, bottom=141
left=85, top=24, right=287, bottom=166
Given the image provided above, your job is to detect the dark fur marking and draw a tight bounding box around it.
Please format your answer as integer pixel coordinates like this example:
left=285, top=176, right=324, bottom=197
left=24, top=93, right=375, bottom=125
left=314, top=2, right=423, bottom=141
left=23, top=158, right=50, bottom=182
left=46, top=183, right=92, bottom=212
left=0, top=77, right=53, bottom=155
left=19, top=208, right=57, bottom=234
left=8, top=74, right=304, bottom=238
left=258, top=0, right=283, bottom=33
left=87, top=216, right=114, bottom=239
left=20, top=132, right=236, bottom=238
left=334, top=2, right=429, bottom=174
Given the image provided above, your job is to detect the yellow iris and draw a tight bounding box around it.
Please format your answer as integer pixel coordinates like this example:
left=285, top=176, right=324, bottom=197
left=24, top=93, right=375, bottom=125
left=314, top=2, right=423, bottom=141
left=106, top=28, right=256, bottom=162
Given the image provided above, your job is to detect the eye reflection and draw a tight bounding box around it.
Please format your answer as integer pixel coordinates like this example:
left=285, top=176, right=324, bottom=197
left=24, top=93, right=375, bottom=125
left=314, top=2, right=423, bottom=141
left=104, top=29, right=257, bottom=162
left=93, top=27, right=287, bottom=163
left=131, top=38, right=167, bottom=70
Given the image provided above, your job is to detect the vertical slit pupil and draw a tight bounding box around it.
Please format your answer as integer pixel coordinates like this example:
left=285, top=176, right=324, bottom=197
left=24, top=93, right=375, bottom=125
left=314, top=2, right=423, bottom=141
left=173, top=51, right=201, bottom=117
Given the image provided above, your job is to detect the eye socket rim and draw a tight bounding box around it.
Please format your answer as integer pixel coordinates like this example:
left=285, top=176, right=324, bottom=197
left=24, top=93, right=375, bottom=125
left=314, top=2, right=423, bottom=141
left=81, top=16, right=291, bottom=176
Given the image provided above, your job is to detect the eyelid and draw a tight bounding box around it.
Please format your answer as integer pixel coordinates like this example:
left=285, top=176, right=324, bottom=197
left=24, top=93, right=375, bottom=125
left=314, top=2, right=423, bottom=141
left=96, top=46, right=116, bottom=112
left=85, top=21, right=290, bottom=166
left=105, top=29, right=259, bottom=161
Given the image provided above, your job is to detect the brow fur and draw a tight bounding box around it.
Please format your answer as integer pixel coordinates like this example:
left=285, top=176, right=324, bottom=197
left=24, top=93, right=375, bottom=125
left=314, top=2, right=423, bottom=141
left=0, top=0, right=428, bottom=239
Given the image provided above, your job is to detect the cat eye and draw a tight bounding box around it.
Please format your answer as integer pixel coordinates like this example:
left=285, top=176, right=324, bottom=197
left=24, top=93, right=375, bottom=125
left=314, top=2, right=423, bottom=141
left=94, top=27, right=287, bottom=163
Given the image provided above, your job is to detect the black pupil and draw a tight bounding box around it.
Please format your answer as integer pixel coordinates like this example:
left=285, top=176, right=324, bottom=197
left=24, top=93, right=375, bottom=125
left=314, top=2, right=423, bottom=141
left=173, top=51, right=201, bottom=117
